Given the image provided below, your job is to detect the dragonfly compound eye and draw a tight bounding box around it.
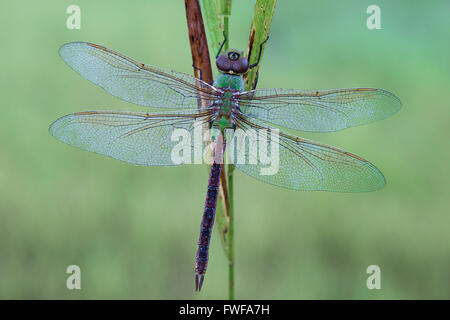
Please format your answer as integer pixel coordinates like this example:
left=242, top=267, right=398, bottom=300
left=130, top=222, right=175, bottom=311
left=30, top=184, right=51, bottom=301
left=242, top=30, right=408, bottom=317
left=227, top=51, right=240, bottom=61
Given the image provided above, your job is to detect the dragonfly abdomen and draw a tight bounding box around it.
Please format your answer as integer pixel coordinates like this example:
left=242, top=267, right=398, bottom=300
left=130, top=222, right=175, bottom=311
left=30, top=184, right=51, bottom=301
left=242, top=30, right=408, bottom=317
left=195, top=162, right=222, bottom=291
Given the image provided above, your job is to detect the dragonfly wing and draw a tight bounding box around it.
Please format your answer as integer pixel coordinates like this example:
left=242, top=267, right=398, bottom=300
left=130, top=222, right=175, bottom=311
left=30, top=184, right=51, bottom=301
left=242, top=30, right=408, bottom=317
left=231, top=119, right=385, bottom=192
left=59, top=42, right=218, bottom=109
left=237, top=88, right=401, bottom=132
left=49, top=111, right=208, bottom=166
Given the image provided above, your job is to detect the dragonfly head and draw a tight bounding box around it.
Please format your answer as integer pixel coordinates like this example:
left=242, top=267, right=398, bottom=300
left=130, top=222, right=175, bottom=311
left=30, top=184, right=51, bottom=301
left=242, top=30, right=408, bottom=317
left=216, top=49, right=249, bottom=75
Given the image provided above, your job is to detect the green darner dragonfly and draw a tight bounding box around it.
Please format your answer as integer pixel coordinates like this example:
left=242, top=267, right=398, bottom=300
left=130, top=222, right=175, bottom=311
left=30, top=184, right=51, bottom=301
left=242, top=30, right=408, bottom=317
left=50, top=36, right=401, bottom=291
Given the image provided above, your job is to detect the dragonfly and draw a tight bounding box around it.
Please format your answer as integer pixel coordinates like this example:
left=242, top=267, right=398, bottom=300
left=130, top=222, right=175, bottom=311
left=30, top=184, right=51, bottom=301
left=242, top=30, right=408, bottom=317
left=50, top=34, right=401, bottom=291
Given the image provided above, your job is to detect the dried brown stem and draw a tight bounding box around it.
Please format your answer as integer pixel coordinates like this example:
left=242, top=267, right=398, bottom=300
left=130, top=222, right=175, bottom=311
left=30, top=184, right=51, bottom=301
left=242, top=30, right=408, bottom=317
left=185, top=0, right=213, bottom=83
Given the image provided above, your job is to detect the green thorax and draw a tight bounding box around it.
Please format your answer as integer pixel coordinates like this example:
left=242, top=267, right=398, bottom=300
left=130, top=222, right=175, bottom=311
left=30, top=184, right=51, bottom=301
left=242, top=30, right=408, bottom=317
left=211, top=74, right=244, bottom=131
left=213, top=73, right=245, bottom=91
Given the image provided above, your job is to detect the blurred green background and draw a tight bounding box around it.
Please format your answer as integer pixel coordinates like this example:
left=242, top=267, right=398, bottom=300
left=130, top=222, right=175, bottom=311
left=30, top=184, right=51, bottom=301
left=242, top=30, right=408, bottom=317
left=1, top=0, right=449, bottom=299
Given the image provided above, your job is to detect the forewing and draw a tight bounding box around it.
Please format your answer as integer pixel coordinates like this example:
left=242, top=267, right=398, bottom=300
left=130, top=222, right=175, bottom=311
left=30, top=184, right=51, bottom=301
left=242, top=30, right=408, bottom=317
left=59, top=42, right=218, bottom=109
left=231, top=119, right=385, bottom=192
left=237, top=88, right=401, bottom=132
left=49, top=111, right=208, bottom=166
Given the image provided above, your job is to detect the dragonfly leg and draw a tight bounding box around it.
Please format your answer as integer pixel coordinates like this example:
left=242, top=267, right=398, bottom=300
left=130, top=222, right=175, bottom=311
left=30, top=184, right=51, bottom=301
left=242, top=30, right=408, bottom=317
left=252, top=71, right=260, bottom=90
left=249, top=35, right=269, bottom=69
left=192, top=65, right=215, bottom=86
left=215, top=31, right=227, bottom=58
left=192, top=64, right=203, bottom=81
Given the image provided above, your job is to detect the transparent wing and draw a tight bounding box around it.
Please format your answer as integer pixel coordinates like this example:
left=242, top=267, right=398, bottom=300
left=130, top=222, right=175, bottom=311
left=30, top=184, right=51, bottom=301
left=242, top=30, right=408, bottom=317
left=236, top=88, right=401, bottom=132
left=230, top=118, right=385, bottom=192
left=59, top=42, right=218, bottom=109
left=49, top=111, right=209, bottom=166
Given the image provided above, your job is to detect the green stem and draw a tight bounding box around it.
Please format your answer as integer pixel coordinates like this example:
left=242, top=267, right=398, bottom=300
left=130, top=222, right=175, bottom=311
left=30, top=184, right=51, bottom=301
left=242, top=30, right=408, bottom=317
left=201, top=0, right=276, bottom=299
left=220, top=0, right=234, bottom=300
left=244, top=0, right=277, bottom=91
left=227, top=164, right=234, bottom=299
left=202, top=0, right=234, bottom=299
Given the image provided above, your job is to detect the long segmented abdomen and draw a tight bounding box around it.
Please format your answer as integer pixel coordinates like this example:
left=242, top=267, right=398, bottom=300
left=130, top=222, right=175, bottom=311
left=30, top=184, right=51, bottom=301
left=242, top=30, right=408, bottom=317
left=195, top=161, right=222, bottom=291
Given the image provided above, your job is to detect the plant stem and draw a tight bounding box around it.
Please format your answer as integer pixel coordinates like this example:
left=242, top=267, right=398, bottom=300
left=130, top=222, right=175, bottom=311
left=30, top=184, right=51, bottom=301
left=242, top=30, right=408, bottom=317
left=186, top=0, right=276, bottom=299
left=227, top=164, right=234, bottom=299
left=186, top=0, right=234, bottom=297
left=184, top=0, right=213, bottom=83
left=238, top=0, right=277, bottom=297
left=219, top=0, right=234, bottom=300
left=244, top=0, right=277, bottom=91
left=201, top=0, right=235, bottom=299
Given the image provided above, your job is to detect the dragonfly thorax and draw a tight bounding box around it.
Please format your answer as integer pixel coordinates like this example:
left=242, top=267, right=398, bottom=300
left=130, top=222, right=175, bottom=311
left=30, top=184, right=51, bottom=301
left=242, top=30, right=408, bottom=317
left=213, top=73, right=245, bottom=91
left=210, top=74, right=244, bottom=130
